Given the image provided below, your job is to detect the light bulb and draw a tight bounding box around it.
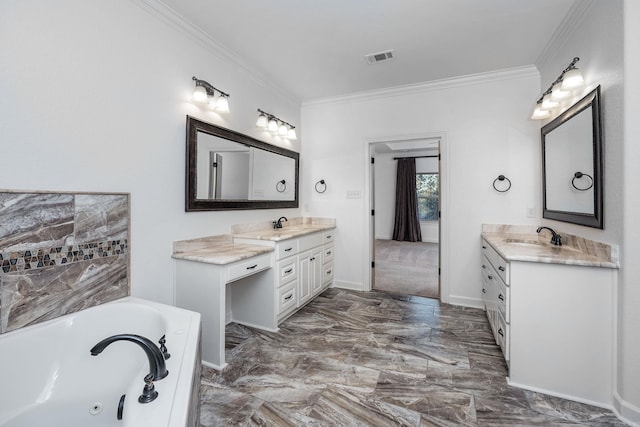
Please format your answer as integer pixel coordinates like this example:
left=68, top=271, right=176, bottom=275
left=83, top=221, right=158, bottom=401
left=208, top=95, right=217, bottom=110
left=278, top=123, right=288, bottom=136
left=561, top=68, right=584, bottom=90
left=551, top=81, right=571, bottom=100
left=192, top=86, right=208, bottom=104
left=256, top=114, right=268, bottom=128
left=268, top=118, right=278, bottom=133
left=216, top=95, right=229, bottom=113
left=287, top=128, right=297, bottom=140
left=531, top=104, right=551, bottom=120
left=541, top=93, right=559, bottom=110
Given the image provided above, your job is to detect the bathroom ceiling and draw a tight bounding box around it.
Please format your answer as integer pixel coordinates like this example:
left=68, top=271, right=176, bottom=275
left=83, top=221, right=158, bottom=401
left=160, top=0, right=576, bottom=102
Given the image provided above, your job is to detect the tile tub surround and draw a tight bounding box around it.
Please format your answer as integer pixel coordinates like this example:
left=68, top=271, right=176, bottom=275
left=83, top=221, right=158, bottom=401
left=0, top=191, right=129, bottom=333
left=199, top=289, right=624, bottom=426
left=481, top=224, right=618, bottom=268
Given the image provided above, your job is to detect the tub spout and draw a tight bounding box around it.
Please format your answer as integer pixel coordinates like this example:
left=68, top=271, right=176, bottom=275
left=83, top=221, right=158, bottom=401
left=90, top=334, right=169, bottom=381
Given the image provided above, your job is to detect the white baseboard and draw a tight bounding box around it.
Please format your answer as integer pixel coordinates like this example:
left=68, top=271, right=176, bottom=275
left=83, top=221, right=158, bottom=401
left=201, top=359, right=227, bottom=371
left=446, top=294, right=484, bottom=309
left=508, top=378, right=613, bottom=411
left=334, top=280, right=364, bottom=291
left=614, top=391, right=640, bottom=426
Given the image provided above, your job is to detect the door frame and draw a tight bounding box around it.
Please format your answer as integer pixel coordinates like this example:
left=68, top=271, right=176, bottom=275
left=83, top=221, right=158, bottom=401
left=363, top=132, right=450, bottom=303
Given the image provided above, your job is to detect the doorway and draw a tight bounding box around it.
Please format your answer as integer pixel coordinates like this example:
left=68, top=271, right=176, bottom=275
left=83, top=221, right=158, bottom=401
left=368, top=137, right=441, bottom=299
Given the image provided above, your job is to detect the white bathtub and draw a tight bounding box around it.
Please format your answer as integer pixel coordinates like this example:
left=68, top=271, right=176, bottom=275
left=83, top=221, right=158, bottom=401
left=0, top=297, right=201, bottom=427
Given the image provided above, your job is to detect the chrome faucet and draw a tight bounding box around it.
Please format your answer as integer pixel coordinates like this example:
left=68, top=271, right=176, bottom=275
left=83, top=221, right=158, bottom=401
left=90, top=334, right=169, bottom=381
left=536, top=226, right=562, bottom=246
left=273, top=216, right=288, bottom=229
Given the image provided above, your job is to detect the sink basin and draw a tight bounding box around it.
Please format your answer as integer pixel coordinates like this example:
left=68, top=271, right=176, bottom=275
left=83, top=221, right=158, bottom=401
left=504, top=238, right=548, bottom=248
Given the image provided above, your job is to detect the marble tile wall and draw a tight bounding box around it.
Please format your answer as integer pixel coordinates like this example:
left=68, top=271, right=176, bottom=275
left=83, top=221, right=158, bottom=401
left=0, top=191, right=129, bottom=333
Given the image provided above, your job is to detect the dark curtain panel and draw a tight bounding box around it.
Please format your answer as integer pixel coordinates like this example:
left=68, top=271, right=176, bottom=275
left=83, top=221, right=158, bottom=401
left=392, top=158, right=422, bottom=242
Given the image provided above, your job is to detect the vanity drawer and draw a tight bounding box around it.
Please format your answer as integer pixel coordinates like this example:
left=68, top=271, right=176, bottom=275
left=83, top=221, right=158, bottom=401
left=497, top=312, right=510, bottom=363
left=481, top=239, right=510, bottom=285
left=227, top=253, right=271, bottom=283
left=276, top=240, right=298, bottom=260
left=322, top=263, right=334, bottom=285
left=277, top=281, right=297, bottom=316
left=323, top=230, right=335, bottom=244
left=277, top=258, right=297, bottom=285
left=322, top=245, right=334, bottom=264
left=496, top=277, right=510, bottom=323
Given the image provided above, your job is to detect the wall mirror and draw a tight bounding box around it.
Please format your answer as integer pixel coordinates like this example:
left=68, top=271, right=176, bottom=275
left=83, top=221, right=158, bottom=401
left=186, top=116, right=299, bottom=211
left=542, top=85, right=602, bottom=228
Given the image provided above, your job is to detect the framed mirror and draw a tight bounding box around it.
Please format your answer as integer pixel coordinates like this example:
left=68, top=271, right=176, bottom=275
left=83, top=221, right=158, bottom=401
left=542, top=85, right=603, bottom=228
left=186, top=116, right=299, bottom=211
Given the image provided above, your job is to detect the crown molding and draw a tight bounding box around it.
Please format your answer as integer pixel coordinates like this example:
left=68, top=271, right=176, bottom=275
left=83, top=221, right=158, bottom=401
left=536, top=0, right=595, bottom=67
left=303, top=66, right=540, bottom=107
left=129, top=0, right=300, bottom=107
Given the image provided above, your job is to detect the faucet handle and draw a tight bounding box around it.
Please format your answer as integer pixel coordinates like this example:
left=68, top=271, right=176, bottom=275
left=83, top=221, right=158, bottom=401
left=138, top=373, right=158, bottom=403
left=158, top=335, right=171, bottom=360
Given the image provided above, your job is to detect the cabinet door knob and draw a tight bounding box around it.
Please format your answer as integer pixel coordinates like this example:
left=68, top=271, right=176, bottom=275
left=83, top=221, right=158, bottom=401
left=310, top=257, right=315, bottom=261
left=482, top=288, right=487, bottom=293
left=482, top=245, right=487, bottom=249
left=498, top=266, right=505, bottom=272
left=482, top=264, right=487, bottom=269
left=488, top=275, right=494, bottom=280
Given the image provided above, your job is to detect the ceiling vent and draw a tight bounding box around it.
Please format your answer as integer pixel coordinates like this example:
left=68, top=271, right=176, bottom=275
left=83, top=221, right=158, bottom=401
left=364, top=50, right=394, bottom=65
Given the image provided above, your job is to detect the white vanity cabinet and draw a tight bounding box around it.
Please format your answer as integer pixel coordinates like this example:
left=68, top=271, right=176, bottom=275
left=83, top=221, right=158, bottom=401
left=238, top=228, right=335, bottom=324
left=481, top=237, right=616, bottom=406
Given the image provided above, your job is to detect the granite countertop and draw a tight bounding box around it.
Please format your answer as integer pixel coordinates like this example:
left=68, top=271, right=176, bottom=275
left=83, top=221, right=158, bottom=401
left=172, top=235, right=274, bottom=265
left=482, top=231, right=619, bottom=269
left=233, top=223, right=335, bottom=242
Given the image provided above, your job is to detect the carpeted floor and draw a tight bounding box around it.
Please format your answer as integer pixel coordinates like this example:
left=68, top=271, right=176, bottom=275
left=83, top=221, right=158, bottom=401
left=374, top=239, right=439, bottom=298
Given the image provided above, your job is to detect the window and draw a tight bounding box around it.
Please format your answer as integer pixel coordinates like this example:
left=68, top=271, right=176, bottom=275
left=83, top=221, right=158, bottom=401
left=416, top=173, right=439, bottom=221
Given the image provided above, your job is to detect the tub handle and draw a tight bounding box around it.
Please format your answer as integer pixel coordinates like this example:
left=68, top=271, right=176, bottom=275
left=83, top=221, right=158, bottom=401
left=159, top=335, right=171, bottom=360
left=138, top=374, right=158, bottom=404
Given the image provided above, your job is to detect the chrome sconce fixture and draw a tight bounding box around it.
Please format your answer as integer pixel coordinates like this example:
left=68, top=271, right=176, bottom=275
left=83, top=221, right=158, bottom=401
left=256, top=109, right=297, bottom=140
left=192, top=76, right=230, bottom=113
left=531, top=57, right=585, bottom=120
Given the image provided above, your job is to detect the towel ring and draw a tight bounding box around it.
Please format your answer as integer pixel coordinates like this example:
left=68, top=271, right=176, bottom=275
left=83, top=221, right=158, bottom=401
left=276, top=180, right=286, bottom=193
left=571, top=172, right=593, bottom=191
left=315, top=179, right=327, bottom=193
left=493, top=175, right=511, bottom=192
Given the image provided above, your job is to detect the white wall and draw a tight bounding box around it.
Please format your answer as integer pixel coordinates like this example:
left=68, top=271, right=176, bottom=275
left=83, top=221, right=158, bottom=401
left=0, top=0, right=302, bottom=304
left=301, top=68, right=541, bottom=304
left=374, top=154, right=439, bottom=243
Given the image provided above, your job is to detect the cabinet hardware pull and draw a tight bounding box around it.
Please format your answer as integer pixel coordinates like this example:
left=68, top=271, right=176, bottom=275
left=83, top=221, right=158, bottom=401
left=326, top=251, right=332, bottom=255
left=498, top=266, right=505, bottom=271
left=326, top=270, right=332, bottom=275
left=246, top=264, right=258, bottom=270
left=482, top=288, right=487, bottom=293
left=284, top=268, right=293, bottom=274
left=326, top=235, right=332, bottom=239
left=498, top=294, right=504, bottom=301
left=284, top=294, right=293, bottom=301
left=482, top=245, right=487, bottom=249
left=498, top=328, right=504, bottom=336
left=488, top=275, right=494, bottom=280
left=284, top=248, right=293, bottom=252
left=482, top=264, right=486, bottom=269
left=310, top=257, right=315, bottom=261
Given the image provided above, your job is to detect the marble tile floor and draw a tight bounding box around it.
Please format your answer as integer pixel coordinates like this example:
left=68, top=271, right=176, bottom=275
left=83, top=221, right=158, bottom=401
left=199, top=288, right=625, bottom=426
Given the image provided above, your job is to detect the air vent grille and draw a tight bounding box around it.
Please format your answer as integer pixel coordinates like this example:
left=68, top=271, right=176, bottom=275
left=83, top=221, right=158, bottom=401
left=364, top=50, right=394, bottom=64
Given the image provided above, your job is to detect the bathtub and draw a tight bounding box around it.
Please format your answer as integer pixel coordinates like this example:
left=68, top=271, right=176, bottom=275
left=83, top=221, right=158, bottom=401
left=0, top=297, right=201, bottom=427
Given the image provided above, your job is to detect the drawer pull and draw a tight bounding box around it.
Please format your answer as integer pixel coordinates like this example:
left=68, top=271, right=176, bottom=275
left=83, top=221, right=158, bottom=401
left=482, top=245, right=487, bottom=249
left=284, top=294, right=293, bottom=301
left=488, top=275, right=494, bottom=280
left=498, top=328, right=504, bottom=337
left=498, top=293, right=504, bottom=301
left=284, top=268, right=293, bottom=274
left=482, top=264, right=487, bottom=269
left=284, top=247, right=293, bottom=252
left=246, top=264, right=258, bottom=270
left=326, top=235, right=332, bottom=239
left=326, top=269, right=332, bottom=275
left=482, top=288, right=487, bottom=293
left=326, top=250, right=332, bottom=255
left=498, top=266, right=505, bottom=272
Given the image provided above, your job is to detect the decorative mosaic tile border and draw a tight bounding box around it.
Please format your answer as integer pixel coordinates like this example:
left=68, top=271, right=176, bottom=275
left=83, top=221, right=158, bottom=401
left=0, top=239, right=128, bottom=273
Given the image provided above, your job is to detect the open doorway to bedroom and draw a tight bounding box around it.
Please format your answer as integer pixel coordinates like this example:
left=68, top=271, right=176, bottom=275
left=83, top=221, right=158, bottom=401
left=370, top=138, right=440, bottom=299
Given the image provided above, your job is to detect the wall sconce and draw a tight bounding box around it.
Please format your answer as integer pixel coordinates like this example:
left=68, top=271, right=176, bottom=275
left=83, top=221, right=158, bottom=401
left=256, top=109, right=297, bottom=140
left=192, top=76, right=230, bottom=113
left=530, top=57, right=585, bottom=120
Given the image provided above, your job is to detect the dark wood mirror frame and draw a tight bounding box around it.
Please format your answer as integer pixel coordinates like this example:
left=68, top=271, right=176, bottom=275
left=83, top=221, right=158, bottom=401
left=185, top=115, right=299, bottom=211
left=541, top=85, right=603, bottom=228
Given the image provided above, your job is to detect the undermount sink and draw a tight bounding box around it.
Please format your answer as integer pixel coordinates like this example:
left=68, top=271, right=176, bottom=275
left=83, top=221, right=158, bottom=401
left=504, top=238, right=548, bottom=248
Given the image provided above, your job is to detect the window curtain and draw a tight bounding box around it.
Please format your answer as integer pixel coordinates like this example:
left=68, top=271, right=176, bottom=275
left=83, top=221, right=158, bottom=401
left=392, top=157, right=422, bottom=242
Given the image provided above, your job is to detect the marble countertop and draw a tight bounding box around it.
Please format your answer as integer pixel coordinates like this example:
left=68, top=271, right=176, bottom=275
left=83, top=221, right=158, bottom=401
left=482, top=232, right=619, bottom=269
left=172, top=235, right=274, bottom=265
left=233, top=223, right=335, bottom=242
